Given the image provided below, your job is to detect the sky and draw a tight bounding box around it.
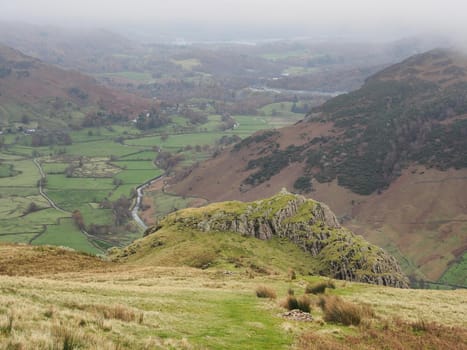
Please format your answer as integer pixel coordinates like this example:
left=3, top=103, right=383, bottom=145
left=1, top=0, right=466, bottom=41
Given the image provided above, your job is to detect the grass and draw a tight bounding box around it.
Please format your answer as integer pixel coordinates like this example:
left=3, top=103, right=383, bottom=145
left=0, top=159, right=39, bottom=187
left=31, top=218, right=102, bottom=255
left=439, top=252, right=467, bottom=287
left=120, top=151, right=157, bottom=161
left=0, top=163, right=17, bottom=177
left=146, top=191, right=201, bottom=217
left=281, top=295, right=312, bottom=313
left=0, top=243, right=466, bottom=349
left=0, top=266, right=293, bottom=349
left=171, top=58, right=201, bottom=71
left=318, top=295, right=373, bottom=326
left=255, top=285, right=277, bottom=299
left=305, top=280, right=336, bottom=295
left=0, top=112, right=306, bottom=254
left=64, top=140, right=142, bottom=157
left=110, top=225, right=321, bottom=277
left=41, top=162, right=69, bottom=174
left=46, top=174, right=114, bottom=190
left=97, top=71, right=154, bottom=82
left=115, top=168, right=161, bottom=185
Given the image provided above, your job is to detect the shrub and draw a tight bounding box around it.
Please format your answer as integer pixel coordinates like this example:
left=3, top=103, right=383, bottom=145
left=288, top=268, right=297, bottom=280
left=305, top=280, right=336, bottom=295
left=282, top=295, right=311, bottom=313
left=293, top=176, right=313, bottom=193
left=319, top=296, right=373, bottom=326
left=297, top=295, right=311, bottom=313
left=255, top=285, right=277, bottom=299
left=284, top=295, right=299, bottom=310
left=100, top=304, right=139, bottom=322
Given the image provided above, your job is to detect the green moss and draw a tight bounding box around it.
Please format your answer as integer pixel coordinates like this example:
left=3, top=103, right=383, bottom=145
left=283, top=200, right=317, bottom=224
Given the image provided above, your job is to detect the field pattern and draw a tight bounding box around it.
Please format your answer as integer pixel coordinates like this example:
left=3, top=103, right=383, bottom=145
left=0, top=110, right=299, bottom=252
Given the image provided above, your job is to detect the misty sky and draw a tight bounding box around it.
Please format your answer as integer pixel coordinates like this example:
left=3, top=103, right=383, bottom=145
left=1, top=0, right=466, bottom=40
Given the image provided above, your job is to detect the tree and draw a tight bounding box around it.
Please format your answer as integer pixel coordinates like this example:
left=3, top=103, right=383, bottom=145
left=72, top=210, right=85, bottom=230
left=24, top=202, right=39, bottom=215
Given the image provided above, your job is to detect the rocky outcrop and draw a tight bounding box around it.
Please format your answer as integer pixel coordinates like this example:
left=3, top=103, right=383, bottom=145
left=150, top=190, right=409, bottom=288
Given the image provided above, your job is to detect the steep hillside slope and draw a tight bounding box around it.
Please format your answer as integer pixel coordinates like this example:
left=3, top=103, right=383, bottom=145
left=111, top=190, right=409, bottom=287
left=172, top=49, right=467, bottom=285
left=0, top=44, right=152, bottom=128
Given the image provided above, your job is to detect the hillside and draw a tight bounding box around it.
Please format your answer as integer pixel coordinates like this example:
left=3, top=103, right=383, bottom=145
left=0, top=22, right=140, bottom=73
left=0, top=44, right=152, bottom=129
left=111, top=190, right=409, bottom=287
left=171, top=49, right=467, bottom=286
left=0, top=242, right=465, bottom=349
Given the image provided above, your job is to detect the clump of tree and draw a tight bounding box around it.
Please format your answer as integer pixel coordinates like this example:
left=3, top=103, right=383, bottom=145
left=31, top=132, right=72, bottom=147
left=218, top=114, right=236, bottom=131
left=135, top=109, right=170, bottom=130
left=154, top=151, right=184, bottom=171
left=71, top=210, right=85, bottom=230
left=100, top=196, right=132, bottom=226
left=82, top=111, right=128, bottom=127
left=217, top=134, right=241, bottom=146
left=180, top=107, right=208, bottom=124
left=23, top=202, right=40, bottom=215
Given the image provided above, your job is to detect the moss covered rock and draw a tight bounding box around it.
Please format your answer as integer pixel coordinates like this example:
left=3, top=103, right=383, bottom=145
left=148, top=190, right=409, bottom=288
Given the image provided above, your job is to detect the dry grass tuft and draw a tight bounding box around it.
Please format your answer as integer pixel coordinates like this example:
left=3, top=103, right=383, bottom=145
left=305, top=280, right=336, bottom=295
left=298, top=332, right=345, bottom=350
left=281, top=295, right=311, bottom=313
left=255, top=285, right=277, bottom=299
left=51, top=324, right=117, bottom=350
left=93, top=304, right=143, bottom=323
left=298, top=318, right=467, bottom=350
left=64, top=302, right=144, bottom=324
left=0, top=312, right=14, bottom=335
left=318, top=295, right=373, bottom=326
left=52, top=324, right=87, bottom=350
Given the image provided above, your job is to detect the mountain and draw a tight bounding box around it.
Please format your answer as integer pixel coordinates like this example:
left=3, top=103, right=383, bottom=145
left=171, top=49, right=467, bottom=286
left=0, top=22, right=141, bottom=73
left=0, top=44, right=152, bottom=129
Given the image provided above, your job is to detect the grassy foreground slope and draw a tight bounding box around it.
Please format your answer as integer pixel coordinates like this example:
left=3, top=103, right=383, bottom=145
left=0, top=244, right=466, bottom=349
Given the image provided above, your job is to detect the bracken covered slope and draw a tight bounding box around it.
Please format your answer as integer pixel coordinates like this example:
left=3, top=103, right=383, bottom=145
left=171, top=49, right=467, bottom=285
left=0, top=44, right=152, bottom=127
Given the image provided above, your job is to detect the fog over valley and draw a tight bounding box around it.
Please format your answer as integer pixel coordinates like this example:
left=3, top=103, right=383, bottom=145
left=1, top=0, right=467, bottom=43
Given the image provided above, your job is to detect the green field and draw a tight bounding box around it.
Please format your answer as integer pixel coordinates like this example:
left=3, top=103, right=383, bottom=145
left=147, top=191, right=203, bottom=218
left=439, top=252, right=467, bottom=287
left=31, top=218, right=101, bottom=255
left=171, top=58, right=201, bottom=70
left=0, top=113, right=299, bottom=253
